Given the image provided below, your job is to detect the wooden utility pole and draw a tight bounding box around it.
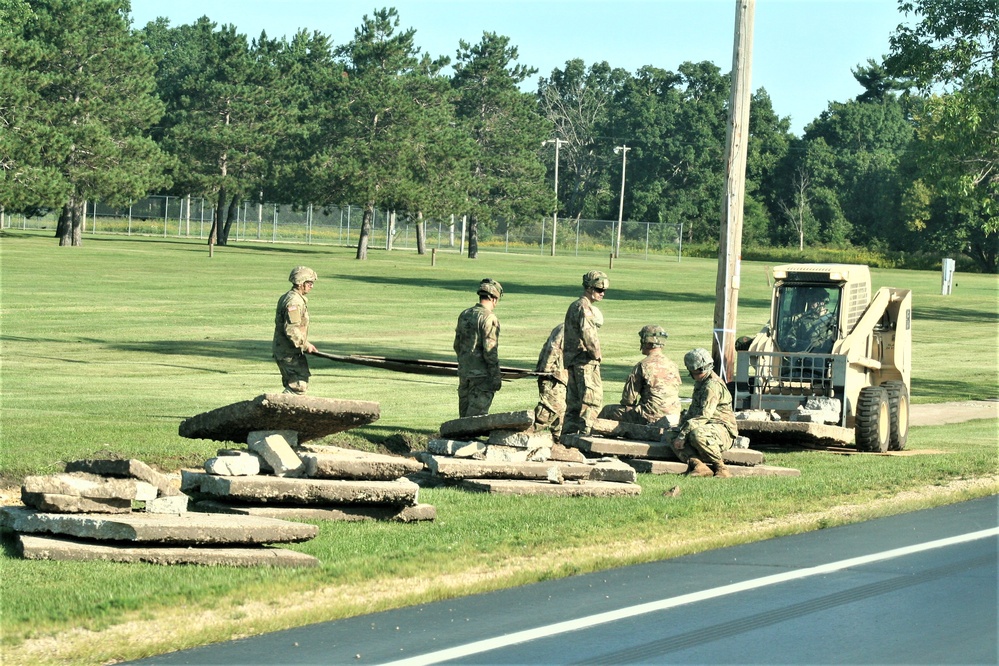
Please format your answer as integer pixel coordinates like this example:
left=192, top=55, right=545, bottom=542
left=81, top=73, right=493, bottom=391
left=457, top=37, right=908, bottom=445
left=712, top=0, right=755, bottom=383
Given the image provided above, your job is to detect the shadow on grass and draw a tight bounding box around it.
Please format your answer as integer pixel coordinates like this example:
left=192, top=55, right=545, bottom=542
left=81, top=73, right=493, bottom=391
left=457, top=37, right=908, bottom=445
left=913, top=377, right=998, bottom=402
left=915, top=305, right=999, bottom=325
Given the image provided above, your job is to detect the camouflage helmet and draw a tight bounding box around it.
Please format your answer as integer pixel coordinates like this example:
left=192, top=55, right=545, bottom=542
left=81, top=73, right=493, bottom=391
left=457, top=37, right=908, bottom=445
left=477, top=278, right=503, bottom=300
left=639, top=324, right=668, bottom=348
left=683, top=348, right=714, bottom=374
left=583, top=270, right=609, bottom=290
left=804, top=286, right=829, bottom=303
left=289, top=266, right=318, bottom=285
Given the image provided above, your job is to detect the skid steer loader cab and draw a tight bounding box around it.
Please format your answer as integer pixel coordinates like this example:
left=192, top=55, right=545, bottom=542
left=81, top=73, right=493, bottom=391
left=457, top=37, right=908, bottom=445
left=734, top=264, right=912, bottom=454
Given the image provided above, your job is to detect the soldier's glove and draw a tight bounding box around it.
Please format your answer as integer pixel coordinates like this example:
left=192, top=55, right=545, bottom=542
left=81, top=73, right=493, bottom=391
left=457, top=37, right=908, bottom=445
left=491, top=376, right=503, bottom=391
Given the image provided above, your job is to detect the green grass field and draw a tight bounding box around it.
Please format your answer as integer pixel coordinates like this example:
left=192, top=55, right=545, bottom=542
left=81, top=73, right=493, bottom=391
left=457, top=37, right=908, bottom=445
left=1, top=230, right=997, bottom=664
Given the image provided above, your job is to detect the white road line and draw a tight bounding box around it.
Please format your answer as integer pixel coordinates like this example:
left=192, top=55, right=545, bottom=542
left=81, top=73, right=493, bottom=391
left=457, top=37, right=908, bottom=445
left=382, top=527, right=999, bottom=665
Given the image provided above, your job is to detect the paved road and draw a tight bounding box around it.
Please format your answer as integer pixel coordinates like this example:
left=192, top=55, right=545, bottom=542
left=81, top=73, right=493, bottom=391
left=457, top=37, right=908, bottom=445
left=132, top=496, right=998, bottom=665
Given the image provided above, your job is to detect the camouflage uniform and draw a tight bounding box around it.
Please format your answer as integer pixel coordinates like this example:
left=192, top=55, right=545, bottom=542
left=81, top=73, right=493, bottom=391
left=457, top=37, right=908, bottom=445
left=563, top=294, right=604, bottom=436
left=599, top=348, right=681, bottom=426
left=534, top=324, right=568, bottom=437
left=273, top=286, right=312, bottom=395
left=672, top=370, right=738, bottom=465
left=783, top=304, right=835, bottom=353
left=453, top=302, right=501, bottom=417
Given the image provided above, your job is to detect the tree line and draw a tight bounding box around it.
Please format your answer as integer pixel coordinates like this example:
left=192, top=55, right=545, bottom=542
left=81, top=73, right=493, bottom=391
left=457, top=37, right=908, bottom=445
left=1, top=0, right=995, bottom=270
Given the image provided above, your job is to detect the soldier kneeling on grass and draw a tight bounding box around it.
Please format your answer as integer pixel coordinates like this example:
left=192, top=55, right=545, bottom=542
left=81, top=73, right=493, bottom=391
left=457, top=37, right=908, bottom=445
left=667, top=348, right=738, bottom=478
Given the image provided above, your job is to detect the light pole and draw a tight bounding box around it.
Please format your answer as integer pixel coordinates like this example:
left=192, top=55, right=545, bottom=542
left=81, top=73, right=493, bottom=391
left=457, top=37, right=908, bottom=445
left=614, top=144, right=630, bottom=258
left=543, top=138, right=567, bottom=256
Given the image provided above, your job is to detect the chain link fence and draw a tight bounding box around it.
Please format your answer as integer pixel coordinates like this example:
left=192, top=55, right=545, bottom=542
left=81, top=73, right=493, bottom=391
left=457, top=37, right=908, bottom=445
left=1, top=196, right=683, bottom=260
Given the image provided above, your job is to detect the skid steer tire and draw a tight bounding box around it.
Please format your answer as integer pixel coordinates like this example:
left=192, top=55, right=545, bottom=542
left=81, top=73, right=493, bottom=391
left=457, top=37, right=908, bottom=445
left=883, top=381, right=910, bottom=451
left=856, top=386, right=890, bottom=452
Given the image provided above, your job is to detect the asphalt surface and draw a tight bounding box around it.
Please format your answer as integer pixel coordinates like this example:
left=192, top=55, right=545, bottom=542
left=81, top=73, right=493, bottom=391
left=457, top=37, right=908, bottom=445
left=130, top=495, right=998, bottom=665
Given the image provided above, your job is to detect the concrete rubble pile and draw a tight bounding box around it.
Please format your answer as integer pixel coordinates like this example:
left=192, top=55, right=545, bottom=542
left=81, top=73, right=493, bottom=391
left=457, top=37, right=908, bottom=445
left=1, top=458, right=319, bottom=567
left=179, top=394, right=436, bottom=522
left=418, top=411, right=642, bottom=496
left=561, top=418, right=801, bottom=477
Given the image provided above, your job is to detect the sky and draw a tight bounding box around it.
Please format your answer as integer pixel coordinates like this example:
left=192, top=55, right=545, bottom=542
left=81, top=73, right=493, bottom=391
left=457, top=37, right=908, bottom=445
left=128, top=0, right=913, bottom=136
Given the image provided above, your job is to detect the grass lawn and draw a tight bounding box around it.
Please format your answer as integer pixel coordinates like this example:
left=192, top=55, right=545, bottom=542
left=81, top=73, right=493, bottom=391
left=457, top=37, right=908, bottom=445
left=1, top=230, right=996, bottom=664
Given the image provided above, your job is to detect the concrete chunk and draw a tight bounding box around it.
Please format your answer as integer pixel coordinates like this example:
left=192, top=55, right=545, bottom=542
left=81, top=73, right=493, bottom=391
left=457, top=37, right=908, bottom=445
left=197, top=475, right=420, bottom=506
left=301, top=448, right=423, bottom=480
left=625, top=460, right=800, bottom=477
left=0, top=505, right=317, bottom=545
left=141, top=495, right=190, bottom=514
left=588, top=458, right=638, bottom=484
left=566, top=435, right=764, bottom=465
left=487, top=429, right=555, bottom=449
left=460, top=479, right=642, bottom=496
left=64, top=459, right=181, bottom=496
left=483, top=445, right=528, bottom=463
left=247, top=431, right=304, bottom=477
left=17, top=534, right=318, bottom=567
left=179, top=393, right=380, bottom=444
left=549, top=443, right=587, bottom=462
left=590, top=418, right=665, bottom=442
left=424, top=455, right=593, bottom=481
left=194, top=501, right=436, bottom=523
left=425, top=439, right=487, bottom=459
left=204, top=452, right=261, bottom=476
left=439, top=410, right=534, bottom=439
left=23, top=473, right=157, bottom=501
left=735, top=420, right=854, bottom=447
left=20, top=492, right=133, bottom=514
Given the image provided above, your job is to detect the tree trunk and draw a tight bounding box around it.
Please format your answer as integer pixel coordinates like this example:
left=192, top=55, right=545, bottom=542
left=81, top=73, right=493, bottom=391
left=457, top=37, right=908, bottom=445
left=467, top=216, right=479, bottom=258
left=58, top=198, right=84, bottom=246
left=220, top=196, right=240, bottom=245
left=209, top=187, right=225, bottom=249
left=356, top=202, right=374, bottom=260
left=416, top=211, right=426, bottom=255
left=56, top=205, right=71, bottom=240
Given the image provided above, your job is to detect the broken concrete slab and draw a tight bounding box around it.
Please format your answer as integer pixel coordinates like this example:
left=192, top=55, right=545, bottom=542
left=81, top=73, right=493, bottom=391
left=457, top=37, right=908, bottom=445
left=64, top=459, right=181, bottom=496
left=16, top=534, right=318, bottom=567
left=301, top=448, right=424, bottom=480
left=178, top=393, right=380, bottom=444
left=247, top=430, right=304, bottom=477
left=424, top=455, right=593, bottom=481
left=0, top=506, right=317, bottom=545
left=483, top=445, right=529, bottom=463
left=438, top=410, right=534, bottom=439
left=194, top=474, right=420, bottom=506
left=20, top=492, right=133, bottom=514
left=140, top=495, right=189, bottom=514
left=590, top=418, right=665, bottom=442
left=565, top=435, right=764, bottom=465
left=204, top=452, right=261, bottom=476
left=487, top=429, right=555, bottom=449
left=194, top=501, right=436, bottom=523
left=425, top=439, right=487, bottom=459
left=587, top=458, right=638, bottom=484
left=23, top=473, right=157, bottom=501
left=625, top=460, right=800, bottom=477
left=459, top=478, right=642, bottom=497
left=735, top=420, right=854, bottom=448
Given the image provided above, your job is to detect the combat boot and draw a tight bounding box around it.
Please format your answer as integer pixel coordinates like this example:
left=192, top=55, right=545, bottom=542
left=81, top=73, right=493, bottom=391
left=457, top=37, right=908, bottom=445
left=687, top=458, right=713, bottom=477
left=713, top=462, right=733, bottom=478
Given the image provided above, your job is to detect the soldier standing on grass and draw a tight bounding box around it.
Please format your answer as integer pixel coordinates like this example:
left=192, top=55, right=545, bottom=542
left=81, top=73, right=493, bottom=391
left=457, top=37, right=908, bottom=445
left=533, top=323, right=568, bottom=439
left=599, top=324, right=682, bottom=427
left=669, top=348, right=738, bottom=478
left=273, top=266, right=319, bottom=395
left=453, top=278, right=503, bottom=417
left=561, top=270, right=608, bottom=438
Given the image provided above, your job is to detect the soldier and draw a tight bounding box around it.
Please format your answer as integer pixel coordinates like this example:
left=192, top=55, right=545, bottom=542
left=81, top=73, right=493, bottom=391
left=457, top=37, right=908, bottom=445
left=533, top=323, right=568, bottom=438
left=781, top=287, right=836, bottom=353
left=669, top=348, right=738, bottom=478
left=599, top=324, right=681, bottom=426
left=273, top=266, right=319, bottom=395
left=562, top=270, right=608, bottom=438
left=453, top=278, right=503, bottom=417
